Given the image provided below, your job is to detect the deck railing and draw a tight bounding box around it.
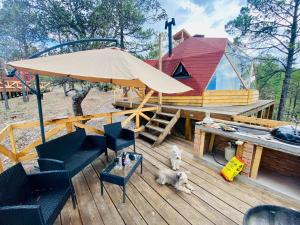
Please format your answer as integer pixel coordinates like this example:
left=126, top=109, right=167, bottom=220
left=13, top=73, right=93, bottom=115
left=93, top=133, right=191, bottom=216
left=0, top=106, right=158, bottom=172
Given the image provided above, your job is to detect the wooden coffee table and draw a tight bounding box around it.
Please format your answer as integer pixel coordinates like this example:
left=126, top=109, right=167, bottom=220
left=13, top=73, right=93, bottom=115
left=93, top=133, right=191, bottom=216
left=100, top=152, right=143, bottom=203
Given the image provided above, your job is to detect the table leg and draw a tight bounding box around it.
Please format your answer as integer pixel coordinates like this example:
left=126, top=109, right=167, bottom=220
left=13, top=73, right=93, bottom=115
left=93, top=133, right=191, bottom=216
left=141, top=160, right=143, bottom=174
left=123, top=185, right=126, bottom=203
left=100, top=180, right=104, bottom=195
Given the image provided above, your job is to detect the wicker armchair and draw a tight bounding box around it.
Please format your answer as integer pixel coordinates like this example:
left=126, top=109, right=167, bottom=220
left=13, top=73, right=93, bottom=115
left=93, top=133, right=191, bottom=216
left=104, top=122, right=135, bottom=156
left=36, top=129, right=107, bottom=177
left=0, top=163, right=75, bottom=225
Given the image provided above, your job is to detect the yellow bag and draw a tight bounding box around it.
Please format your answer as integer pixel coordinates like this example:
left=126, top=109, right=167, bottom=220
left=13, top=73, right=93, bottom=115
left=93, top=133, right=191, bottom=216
left=221, top=156, right=244, bottom=182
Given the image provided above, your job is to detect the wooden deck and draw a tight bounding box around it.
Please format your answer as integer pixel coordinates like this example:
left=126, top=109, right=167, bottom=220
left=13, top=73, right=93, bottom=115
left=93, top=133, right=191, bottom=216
left=114, top=99, right=275, bottom=119
left=54, top=137, right=300, bottom=225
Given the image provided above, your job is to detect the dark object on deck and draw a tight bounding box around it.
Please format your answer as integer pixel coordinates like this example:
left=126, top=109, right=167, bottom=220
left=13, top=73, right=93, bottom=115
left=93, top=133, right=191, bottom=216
left=104, top=122, right=135, bottom=156
left=271, top=125, right=300, bottom=146
left=0, top=163, right=75, bottom=225
left=100, top=152, right=143, bottom=203
left=243, top=205, right=300, bottom=225
left=36, top=129, right=107, bottom=177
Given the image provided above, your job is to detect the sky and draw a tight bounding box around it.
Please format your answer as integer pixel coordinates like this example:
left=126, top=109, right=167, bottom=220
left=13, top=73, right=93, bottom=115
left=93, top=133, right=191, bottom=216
left=157, top=0, right=246, bottom=39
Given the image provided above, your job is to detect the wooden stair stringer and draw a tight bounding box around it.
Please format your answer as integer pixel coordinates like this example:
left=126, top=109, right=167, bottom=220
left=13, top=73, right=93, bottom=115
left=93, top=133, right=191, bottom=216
left=152, top=109, right=181, bottom=147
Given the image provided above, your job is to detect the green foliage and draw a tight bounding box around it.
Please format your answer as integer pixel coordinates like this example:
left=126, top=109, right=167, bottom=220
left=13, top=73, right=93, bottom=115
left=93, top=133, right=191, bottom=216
left=226, top=0, right=300, bottom=120
left=256, top=59, right=300, bottom=119
left=0, top=0, right=47, bottom=60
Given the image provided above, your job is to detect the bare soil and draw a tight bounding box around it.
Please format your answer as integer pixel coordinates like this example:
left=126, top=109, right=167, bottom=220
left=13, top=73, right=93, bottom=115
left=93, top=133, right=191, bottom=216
left=0, top=87, right=133, bottom=170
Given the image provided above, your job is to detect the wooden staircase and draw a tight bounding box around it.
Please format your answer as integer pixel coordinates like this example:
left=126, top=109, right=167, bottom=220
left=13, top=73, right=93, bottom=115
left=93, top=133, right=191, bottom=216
left=139, top=109, right=181, bottom=146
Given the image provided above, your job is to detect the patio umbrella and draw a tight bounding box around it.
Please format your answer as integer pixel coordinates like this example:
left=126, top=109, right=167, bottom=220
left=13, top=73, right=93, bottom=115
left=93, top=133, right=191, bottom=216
left=8, top=47, right=192, bottom=94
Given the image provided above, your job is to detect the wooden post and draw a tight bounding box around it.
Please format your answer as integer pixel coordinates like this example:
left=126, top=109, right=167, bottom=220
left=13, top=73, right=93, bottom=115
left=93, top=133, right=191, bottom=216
left=0, top=58, right=9, bottom=110
left=236, top=143, right=244, bottom=158
left=0, top=160, right=3, bottom=173
left=66, top=122, right=73, bottom=133
left=158, top=33, right=163, bottom=105
left=257, top=110, right=262, bottom=118
left=136, top=113, right=140, bottom=129
left=208, top=133, right=215, bottom=153
left=184, top=117, right=192, bottom=141
left=250, top=145, right=263, bottom=179
left=263, top=107, right=269, bottom=119
left=106, top=113, right=112, bottom=124
left=8, top=126, right=17, bottom=155
left=268, top=105, right=274, bottom=119
left=193, top=128, right=205, bottom=158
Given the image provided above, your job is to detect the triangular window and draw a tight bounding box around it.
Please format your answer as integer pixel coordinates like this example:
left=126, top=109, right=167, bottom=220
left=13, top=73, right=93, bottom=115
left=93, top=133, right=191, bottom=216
left=173, top=63, right=190, bottom=78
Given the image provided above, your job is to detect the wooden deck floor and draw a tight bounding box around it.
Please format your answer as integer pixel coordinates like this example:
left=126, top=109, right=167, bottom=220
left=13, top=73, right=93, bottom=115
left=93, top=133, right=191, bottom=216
left=54, top=137, right=300, bottom=225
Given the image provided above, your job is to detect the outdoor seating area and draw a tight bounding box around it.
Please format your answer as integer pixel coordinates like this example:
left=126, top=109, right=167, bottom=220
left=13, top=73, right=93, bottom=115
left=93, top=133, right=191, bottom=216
left=40, top=136, right=300, bottom=225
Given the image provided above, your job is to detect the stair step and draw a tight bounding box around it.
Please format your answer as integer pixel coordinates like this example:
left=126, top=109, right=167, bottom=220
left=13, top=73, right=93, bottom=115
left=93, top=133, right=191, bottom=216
left=146, top=124, right=164, bottom=133
left=151, top=118, right=169, bottom=125
left=140, top=131, right=158, bottom=141
left=157, top=112, right=176, bottom=117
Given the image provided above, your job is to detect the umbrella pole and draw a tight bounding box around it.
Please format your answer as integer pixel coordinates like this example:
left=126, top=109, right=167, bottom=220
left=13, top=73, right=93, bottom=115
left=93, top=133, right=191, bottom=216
left=35, top=74, right=46, bottom=144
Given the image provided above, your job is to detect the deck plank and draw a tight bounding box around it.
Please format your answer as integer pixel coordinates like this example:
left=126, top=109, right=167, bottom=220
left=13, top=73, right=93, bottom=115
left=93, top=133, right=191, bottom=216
left=53, top=216, right=61, bottom=225
left=72, top=172, right=104, bottom=225
left=166, top=138, right=300, bottom=210
left=82, top=165, right=125, bottom=225
left=60, top=198, right=82, bottom=225
left=135, top=164, right=215, bottom=225
left=92, top=158, right=148, bottom=225
left=130, top=173, right=191, bottom=225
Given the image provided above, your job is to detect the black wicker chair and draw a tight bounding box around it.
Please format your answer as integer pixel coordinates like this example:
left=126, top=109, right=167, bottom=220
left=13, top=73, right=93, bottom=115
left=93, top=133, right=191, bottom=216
left=104, top=122, right=135, bottom=156
left=36, top=129, right=107, bottom=177
left=0, top=163, right=75, bottom=225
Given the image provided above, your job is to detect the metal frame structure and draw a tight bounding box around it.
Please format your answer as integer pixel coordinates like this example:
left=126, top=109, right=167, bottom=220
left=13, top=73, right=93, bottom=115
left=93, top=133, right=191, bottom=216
left=7, top=38, right=119, bottom=144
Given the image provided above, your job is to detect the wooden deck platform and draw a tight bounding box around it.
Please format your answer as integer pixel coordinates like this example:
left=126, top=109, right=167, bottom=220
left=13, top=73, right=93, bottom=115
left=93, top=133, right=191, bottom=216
left=114, top=100, right=275, bottom=120
left=54, top=137, right=300, bottom=225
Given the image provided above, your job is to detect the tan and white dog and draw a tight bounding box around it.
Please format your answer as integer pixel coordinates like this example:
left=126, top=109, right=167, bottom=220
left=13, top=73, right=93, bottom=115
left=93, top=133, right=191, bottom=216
left=170, top=145, right=182, bottom=170
left=156, top=169, right=195, bottom=194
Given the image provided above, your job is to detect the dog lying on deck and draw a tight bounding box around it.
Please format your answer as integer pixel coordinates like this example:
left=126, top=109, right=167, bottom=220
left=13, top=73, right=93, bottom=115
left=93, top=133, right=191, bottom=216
left=156, top=169, right=195, bottom=194
left=170, top=145, right=182, bottom=170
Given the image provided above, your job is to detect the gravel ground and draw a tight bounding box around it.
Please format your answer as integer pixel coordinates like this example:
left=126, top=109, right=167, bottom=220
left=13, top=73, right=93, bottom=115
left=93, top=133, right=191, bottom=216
left=0, top=87, right=134, bottom=171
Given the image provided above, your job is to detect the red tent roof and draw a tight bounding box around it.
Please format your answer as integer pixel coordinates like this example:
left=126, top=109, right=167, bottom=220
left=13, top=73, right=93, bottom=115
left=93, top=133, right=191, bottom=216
left=145, top=37, right=228, bottom=96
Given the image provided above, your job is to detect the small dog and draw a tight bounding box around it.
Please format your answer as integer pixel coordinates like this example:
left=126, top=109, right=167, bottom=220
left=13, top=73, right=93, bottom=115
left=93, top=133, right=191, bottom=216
left=156, top=169, right=195, bottom=194
left=170, top=145, right=182, bottom=170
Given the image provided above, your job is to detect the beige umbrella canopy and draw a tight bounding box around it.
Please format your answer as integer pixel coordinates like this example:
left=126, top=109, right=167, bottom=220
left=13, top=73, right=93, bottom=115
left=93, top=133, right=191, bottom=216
left=8, top=48, right=192, bottom=94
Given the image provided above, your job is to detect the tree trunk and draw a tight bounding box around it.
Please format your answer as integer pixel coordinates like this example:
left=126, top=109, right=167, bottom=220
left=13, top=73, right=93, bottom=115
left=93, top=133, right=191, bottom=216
left=0, top=58, right=9, bottom=110
left=21, top=72, right=29, bottom=102
left=277, top=0, right=299, bottom=120
left=63, top=83, right=68, bottom=96
left=292, top=82, right=299, bottom=115
left=72, top=88, right=91, bottom=118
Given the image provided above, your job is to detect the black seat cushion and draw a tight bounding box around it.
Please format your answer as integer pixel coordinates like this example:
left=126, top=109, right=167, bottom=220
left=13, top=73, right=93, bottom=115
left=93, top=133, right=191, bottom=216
left=114, top=138, right=135, bottom=151
left=64, top=150, right=102, bottom=177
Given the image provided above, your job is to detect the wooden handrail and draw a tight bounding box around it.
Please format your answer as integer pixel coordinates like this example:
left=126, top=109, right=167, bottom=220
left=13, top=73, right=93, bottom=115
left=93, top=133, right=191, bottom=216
left=0, top=106, right=158, bottom=172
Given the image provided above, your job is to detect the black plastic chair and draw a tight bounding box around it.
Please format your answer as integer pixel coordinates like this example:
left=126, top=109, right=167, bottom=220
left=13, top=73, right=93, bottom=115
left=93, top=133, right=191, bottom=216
left=104, top=122, right=135, bottom=156
left=0, top=163, right=75, bottom=225
left=243, top=205, right=300, bottom=225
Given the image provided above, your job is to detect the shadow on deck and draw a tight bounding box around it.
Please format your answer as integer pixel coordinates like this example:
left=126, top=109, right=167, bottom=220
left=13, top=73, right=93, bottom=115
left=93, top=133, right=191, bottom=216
left=55, top=137, right=300, bottom=225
